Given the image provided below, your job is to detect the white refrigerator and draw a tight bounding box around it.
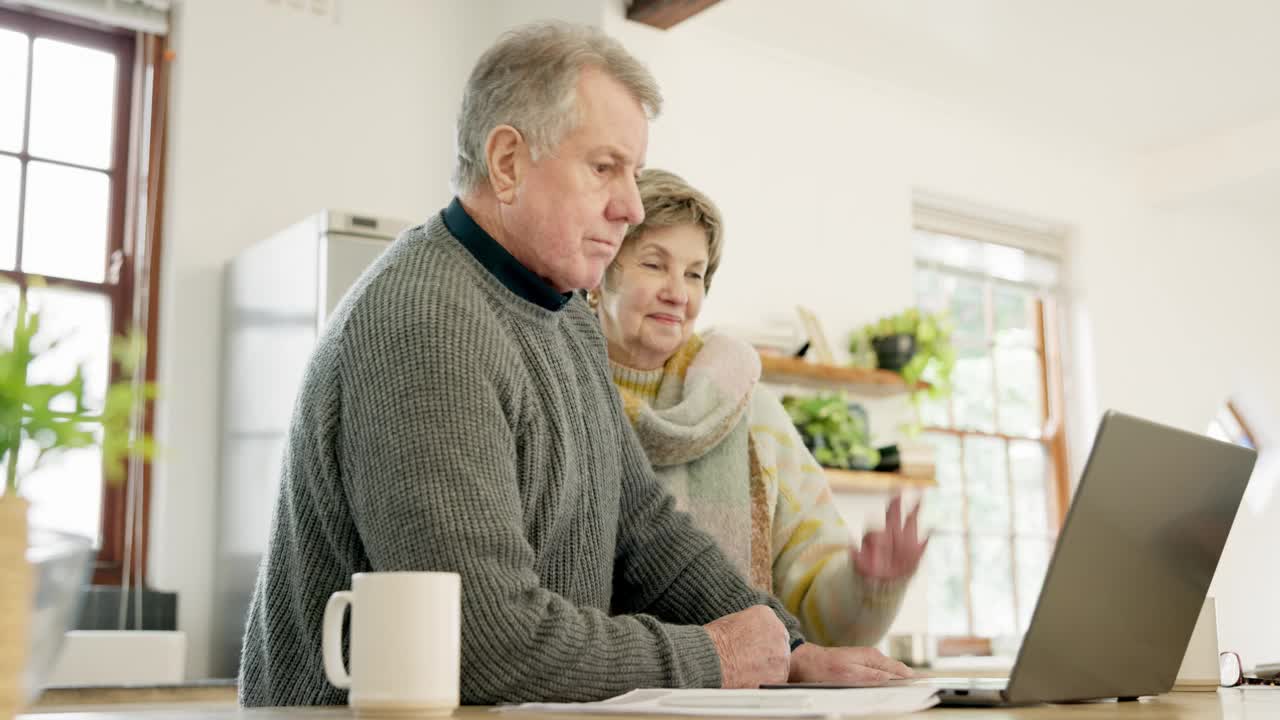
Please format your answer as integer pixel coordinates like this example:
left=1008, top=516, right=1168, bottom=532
left=213, top=210, right=410, bottom=677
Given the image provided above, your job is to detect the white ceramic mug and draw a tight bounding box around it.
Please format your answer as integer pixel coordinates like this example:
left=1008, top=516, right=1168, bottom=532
left=323, top=571, right=461, bottom=717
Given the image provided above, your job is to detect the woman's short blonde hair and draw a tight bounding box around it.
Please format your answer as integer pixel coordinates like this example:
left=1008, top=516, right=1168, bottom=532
left=618, top=168, right=724, bottom=292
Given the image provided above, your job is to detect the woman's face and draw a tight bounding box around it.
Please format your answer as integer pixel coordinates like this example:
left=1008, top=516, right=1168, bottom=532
left=596, top=223, right=709, bottom=370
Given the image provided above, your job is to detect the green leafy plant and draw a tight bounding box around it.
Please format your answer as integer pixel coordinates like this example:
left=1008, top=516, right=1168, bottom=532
left=0, top=284, right=156, bottom=495
left=782, top=392, right=880, bottom=470
left=850, top=307, right=957, bottom=403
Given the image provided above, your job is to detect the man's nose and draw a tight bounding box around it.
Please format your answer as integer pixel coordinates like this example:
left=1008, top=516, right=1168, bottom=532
left=608, top=175, right=645, bottom=226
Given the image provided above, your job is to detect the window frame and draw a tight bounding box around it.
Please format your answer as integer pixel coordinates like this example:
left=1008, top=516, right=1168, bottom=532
left=913, top=220, right=1073, bottom=645
left=0, top=6, right=145, bottom=586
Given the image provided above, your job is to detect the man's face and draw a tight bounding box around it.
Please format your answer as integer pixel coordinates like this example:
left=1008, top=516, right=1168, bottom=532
left=498, top=66, right=649, bottom=293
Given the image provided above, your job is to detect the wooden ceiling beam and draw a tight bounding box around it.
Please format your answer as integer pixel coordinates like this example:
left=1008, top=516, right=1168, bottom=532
left=626, top=0, right=721, bottom=30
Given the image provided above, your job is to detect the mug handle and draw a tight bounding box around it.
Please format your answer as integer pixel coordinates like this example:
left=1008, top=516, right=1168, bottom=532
left=322, top=591, right=353, bottom=689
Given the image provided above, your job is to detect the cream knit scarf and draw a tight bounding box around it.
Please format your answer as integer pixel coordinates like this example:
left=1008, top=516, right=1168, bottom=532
left=611, top=333, right=772, bottom=590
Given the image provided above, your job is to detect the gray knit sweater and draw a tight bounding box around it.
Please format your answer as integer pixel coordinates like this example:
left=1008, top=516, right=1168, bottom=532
left=238, top=211, right=801, bottom=707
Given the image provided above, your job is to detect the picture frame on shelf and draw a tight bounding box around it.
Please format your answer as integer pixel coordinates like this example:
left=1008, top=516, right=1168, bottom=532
left=795, top=306, right=835, bottom=364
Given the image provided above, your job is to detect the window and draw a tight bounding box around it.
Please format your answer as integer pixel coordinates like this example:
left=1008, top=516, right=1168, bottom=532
left=1208, top=401, right=1256, bottom=450
left=912, top=208, right=1071, bottom=646
left=1210, top=395, right=1280, bottom=516
left=0, top=7, right=144, bottom=584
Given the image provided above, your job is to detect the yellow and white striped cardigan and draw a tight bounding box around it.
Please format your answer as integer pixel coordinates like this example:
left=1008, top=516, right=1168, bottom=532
left=611, top=333, right=908, bottom=647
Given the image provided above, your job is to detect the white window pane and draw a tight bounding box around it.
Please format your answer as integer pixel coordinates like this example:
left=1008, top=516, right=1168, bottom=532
left=1015, top=536, right=1053, bottom=633
left=25, top=286, right=112, bottom=413
left=926, top=533, right=969, bottom=636
left=22, top=442, right=103, bottom=545
left=916, top=230, right=1060, bottom=288
left=992, top=284, right=1033, bottom=347
left=953, top=350, right=995, bottom=433
left=0, top=29, right=28, bottom=153
left=983, top=244, right=1031, bottom=286
left=28, top=38, right=116, bottom=170
left=1020, top=254, right=1061, bottom=289
left=1011, top=441, right=1050, bottom=534
left=996, top=346, right=1044, bottom=438
left=964, top=435, right=1010, bottom=531
left=8, top=287, right=110, bottom=546
left=947, top=275, right=986, bottom=344
left=0, top=155, right=18, bottom=270
left=22, top=161, right=109, bottom=282
left=914, top=266, right=948, bottom=315
left=915, top=230, right=983, bottom=273
left=970, top=536, right=1016, bottom=637
left=922, top=432, right=964, bottom=533
left=918, top=392, right=950, bottom=429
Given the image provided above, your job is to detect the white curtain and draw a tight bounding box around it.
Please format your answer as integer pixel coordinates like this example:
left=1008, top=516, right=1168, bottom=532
left=0, top=0, right=170, bottom=33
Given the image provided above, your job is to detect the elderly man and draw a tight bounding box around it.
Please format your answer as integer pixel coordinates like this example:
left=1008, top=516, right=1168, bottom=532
left=239, top=22, right=909, bottom=707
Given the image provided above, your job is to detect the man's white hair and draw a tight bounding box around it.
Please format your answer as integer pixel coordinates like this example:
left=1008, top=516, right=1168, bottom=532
left=451, top=22, right=662, bottom=195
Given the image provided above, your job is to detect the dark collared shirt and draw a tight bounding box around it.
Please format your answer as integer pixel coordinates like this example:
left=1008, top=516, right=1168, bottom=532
left=441, top=197, right=572, bottom=312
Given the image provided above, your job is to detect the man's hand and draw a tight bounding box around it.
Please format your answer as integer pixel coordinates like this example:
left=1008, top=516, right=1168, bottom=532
left=704, top=605, right=791, bottom=688
left=851, top=495, right=930, bottom=581
left=788, top=643, right=913, bottom=685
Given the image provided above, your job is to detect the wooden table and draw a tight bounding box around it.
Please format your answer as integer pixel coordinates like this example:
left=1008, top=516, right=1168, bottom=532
left=17, top=689, right=1280, bottom=719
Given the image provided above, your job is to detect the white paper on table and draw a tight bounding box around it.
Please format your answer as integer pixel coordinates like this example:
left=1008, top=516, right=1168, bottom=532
left=496, top=687, right=939, bottom=717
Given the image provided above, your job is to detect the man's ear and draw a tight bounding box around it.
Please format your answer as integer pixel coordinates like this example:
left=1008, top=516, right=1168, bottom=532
left=485, top=124, right=524, bottom=204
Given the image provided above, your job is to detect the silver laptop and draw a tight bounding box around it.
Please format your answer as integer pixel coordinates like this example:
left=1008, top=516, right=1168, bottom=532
left=775, top=410, right=1257, bottom=706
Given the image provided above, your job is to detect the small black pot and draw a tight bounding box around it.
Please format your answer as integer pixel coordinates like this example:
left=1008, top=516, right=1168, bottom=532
left=872, top=333, right=917, bottom=371
left=873, top=444, right=901, bottom=473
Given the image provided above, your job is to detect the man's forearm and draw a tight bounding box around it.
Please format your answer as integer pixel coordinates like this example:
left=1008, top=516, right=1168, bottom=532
left=616, top=522, right=804, bottom=644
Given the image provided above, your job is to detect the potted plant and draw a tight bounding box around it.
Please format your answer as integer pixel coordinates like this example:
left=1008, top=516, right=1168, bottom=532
left=781, top=392, right=880, bottom=470
left=850, top=308, right=957, bottom=405
left=0, top=284, right=155, bottom=718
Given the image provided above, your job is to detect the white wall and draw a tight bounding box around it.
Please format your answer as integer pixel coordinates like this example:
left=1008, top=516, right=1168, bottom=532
left=1156, top=206, right=1280, bottom=667
left=605, top=9, right=1280, bottom=663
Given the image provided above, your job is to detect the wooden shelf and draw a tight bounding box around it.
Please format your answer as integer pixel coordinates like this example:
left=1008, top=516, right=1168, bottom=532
left=758, top=354, right=929, bottom=397
left=824, top=467, right=937, bottom=493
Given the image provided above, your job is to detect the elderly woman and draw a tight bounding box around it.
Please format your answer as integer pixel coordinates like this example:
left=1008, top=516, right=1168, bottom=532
left=592, top=169, right=928, bottom=647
